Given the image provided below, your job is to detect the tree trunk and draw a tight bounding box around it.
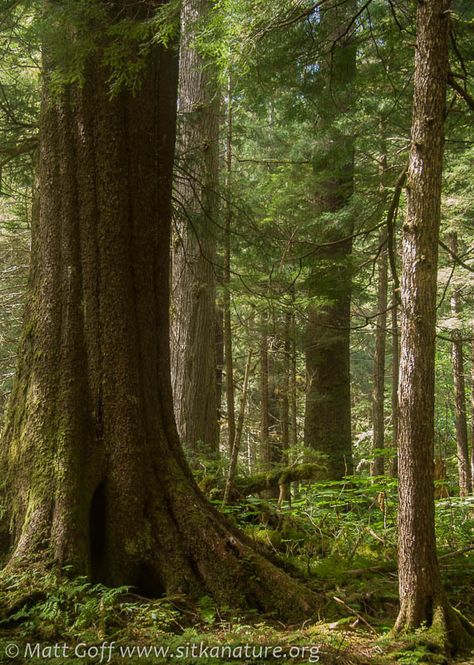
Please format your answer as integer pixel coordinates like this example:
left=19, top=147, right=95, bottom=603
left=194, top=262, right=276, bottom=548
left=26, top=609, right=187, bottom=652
left=471, top=340, right=474, bottom=491
left=394, top=0, right=473, bottom=646
left=0, top=3, right=316, bottom=622
left=390, top=289, right=399, bottom=476
left=170, top=0, right=219, bottom=459
left=304, top=0, right=356, bottom=480
left=260, top=314, right=270, bottom=467
left=371, top=228, right=388, bottom=476
left=281, top=311, right=291, bottom=463
left=215, top=302, right=224, bottom=429
left=223, top=74, right=235, bottom=453
left=448, top=232, right=471, bottom=496
left=289, top=311, right=298, bottom=449
left=223, top=349, right=252, bottom=505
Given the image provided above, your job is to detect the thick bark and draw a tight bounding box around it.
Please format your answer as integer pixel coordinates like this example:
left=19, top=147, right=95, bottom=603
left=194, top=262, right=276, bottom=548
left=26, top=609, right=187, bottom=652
left=171, top=0, right=219, bottom=458
left=304, top=0, right=356, bottom=480
left=394, top=0, right=473, bottom=646
left=448, top=232, right=471, bottom=496
left=371, top=229, right=388, bottom=476
left=0, top=4, right=316, bottom=621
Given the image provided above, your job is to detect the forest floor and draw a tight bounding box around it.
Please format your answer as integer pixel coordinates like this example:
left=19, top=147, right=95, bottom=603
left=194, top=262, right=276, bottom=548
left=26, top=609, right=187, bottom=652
left=0, top=483, right=473, bottom=665
left=0, top=548, right=472, bottom=665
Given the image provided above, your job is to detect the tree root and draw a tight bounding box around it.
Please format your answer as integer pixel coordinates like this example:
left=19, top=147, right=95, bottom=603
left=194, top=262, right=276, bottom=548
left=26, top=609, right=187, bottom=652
left=392, top=594, right=474, bottom=656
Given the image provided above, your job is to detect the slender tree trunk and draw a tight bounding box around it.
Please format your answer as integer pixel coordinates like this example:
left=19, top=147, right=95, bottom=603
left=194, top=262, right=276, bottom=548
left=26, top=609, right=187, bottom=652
left=281, top=311, right=291, bottom=463
left=289, top=311, right=298, bottom=450
left=394, top=0, right=473, bottom=645
left=304, top=0, right=356, bottom=480
left=0, top=2, right=316, bottom=621
left=371, top=229, right=388, bottom=476
left=223, top=350, right=252, bottom=505
left=260, top=314, right=270, bottom=468
left=390, top=290, right=399, bottom=476
left=448, top=232, right=471, bottom=496
left=215, top=302, right=224, bottom=428
left=471, top=340, right=474, bottom=491
left=171, top=0, right=220, bottom=459
left=223, top=75, right=235, bottom=453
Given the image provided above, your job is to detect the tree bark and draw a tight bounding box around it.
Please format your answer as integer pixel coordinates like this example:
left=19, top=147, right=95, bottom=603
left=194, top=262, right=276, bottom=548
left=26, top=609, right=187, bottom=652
left=223, top=349, right=252, bottom=505
left=390, top=289, right=399, bottom=476
left=304, top=0, right=356, bottom=480
left=448, top=232, right=471, bottom=496
left=171, top=0, right=220, bottom=459
left=202, top=463, right=324, bottom=503
left=281, top=311, right=291, bottom=463
left=223, top=74, right=235, bottom=453
left=260, top=313, right=270, bottom=468
left=371, top=228, right=388, bottom=476
left=289, top=310, right=298, bottom=449
left=0, top=2, right=316, bottom=622
left=471, top=340, right=474, bottom=491
left=394, top=0, right=473, bottom=646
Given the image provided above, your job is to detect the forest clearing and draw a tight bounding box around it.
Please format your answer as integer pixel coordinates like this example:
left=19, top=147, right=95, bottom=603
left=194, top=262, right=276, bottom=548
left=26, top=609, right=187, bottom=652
left=0, top=0, right=473, bottom=663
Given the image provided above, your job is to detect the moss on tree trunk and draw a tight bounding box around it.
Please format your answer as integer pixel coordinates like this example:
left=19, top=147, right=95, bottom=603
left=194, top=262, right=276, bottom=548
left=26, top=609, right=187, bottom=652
left=394, top=0, right=473, bottom=651
left=0, top=0, right=317, bottom=623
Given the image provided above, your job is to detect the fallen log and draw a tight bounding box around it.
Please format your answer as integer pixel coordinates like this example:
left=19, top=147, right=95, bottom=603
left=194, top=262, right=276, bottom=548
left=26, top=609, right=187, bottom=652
left=200, top=462, right=325, bottom=502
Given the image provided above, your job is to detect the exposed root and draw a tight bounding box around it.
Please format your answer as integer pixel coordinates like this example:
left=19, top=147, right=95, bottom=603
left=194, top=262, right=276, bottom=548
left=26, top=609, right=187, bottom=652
left=392, top=594, right=474, bottom=657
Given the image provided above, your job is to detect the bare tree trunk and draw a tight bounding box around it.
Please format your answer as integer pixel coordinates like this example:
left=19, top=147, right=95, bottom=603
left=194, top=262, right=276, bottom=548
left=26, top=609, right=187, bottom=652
left=471, top=340, right=474, bottom=491
left=216, top=303, right=224, bottom=428
left=223, top=349, right=252, bottom=505
left=289, top=311, right=298, bottom=449
left=390, top=290, right=399, bottom=476
left=170, top=0, right=220, bottom=459
left=223, top=75, right=235, bottom=453
left=260, top=313, right=270, bottom=468
left=371, top=228, right=388, bottom=476
left=449, top=232, right=471, bottom=496
left=281, top=311, right=291, bottom=463
left=394, top=0, right=473, bottom=645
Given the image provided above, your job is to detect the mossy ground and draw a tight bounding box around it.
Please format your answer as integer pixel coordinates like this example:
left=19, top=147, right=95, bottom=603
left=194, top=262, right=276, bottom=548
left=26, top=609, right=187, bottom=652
left=1, top=483, right=472, bottom=664
left=0, top=550, right=472, bottom=664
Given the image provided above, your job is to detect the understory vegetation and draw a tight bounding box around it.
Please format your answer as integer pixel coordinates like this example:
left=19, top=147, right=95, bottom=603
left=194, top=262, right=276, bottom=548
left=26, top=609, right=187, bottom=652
left=0, top=479, right=473, bottom=664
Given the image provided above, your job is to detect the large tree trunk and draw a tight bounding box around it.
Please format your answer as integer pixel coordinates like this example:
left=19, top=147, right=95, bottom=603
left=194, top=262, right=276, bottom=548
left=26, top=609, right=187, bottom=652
left=394, top=0, right=473, bottom=646
left=448, top=232, right=471, bottom=496
left=170, top=0, right=219, bottom=459
left=0, top=2, right=315, bottom=622
left=304, top=0, right=355, bottom=480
